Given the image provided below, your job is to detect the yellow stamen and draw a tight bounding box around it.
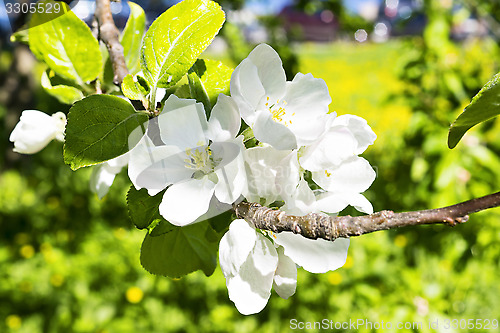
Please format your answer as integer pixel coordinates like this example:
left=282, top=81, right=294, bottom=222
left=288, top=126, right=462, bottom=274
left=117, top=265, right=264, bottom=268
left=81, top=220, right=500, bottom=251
left=266, top=97, right=292, bottom=126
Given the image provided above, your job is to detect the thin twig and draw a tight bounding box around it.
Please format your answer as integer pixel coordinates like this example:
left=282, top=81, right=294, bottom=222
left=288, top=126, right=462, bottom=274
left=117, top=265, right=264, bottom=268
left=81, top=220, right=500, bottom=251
left=95, top=0, right=128, bottom=85
left=234, top=191, right=500, bottom=241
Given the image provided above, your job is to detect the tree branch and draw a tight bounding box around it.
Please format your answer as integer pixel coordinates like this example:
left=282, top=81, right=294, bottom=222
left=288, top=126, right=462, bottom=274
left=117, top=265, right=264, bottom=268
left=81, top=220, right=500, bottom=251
left=234, top=191, right=500, bottom=241
left=95, top=0, right=128, bottom=85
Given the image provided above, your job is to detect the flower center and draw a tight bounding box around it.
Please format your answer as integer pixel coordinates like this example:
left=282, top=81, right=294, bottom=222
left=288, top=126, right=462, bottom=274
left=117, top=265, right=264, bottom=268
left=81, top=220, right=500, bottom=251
left=183, top=141, right=219, bottom=175
left=265, top=97, right=295, bottom=126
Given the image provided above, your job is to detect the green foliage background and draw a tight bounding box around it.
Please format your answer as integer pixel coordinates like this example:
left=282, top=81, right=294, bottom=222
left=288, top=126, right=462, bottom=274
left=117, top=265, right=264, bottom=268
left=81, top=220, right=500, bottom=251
left=2, top=2, right=500, bottom=332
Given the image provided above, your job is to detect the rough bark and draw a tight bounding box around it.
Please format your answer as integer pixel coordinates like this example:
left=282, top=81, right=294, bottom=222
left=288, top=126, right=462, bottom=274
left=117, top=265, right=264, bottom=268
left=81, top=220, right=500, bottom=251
left=234, top=191, right=500, bottom=241
left=95, top=0, right=128, bottom=85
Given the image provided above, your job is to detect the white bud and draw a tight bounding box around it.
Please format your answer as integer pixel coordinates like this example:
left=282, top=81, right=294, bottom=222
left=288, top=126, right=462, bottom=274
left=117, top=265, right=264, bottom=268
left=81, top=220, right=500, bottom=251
left=9, top=110, right=66, bottom=154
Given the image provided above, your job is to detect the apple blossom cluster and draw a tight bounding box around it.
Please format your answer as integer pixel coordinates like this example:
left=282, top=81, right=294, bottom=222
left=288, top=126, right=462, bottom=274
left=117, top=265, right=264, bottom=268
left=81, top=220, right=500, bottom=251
left=9, top=44, right=377, bottom=315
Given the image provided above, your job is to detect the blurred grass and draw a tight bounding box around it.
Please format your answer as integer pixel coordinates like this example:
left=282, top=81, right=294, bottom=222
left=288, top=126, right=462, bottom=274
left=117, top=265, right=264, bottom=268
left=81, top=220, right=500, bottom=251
left=1, top=40, right=500, bottom=333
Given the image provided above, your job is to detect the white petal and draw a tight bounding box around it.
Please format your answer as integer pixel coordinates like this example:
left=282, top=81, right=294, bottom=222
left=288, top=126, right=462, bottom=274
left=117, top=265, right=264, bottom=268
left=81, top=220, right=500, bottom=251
left=106, top=152, right=130, bottom=169
left=211, top=141, right=242, bottom=170
left=126, top=121, right=148, bottom=153
left=137, top=148, right=194, bottom=195
left=332, top=115, right=377, bottom=154
left=315, top=192, right=350, bottom=214
left=283, top=73, right=331, bottom=119
left=225, top=257, right=274, bottom=315
left=288, top=113, right=333, bottom=147
left=247, top=44, right=287, bottom=100
left=156, top=95, right=208, bottom=151
left=215, top=149, right=246, bottom=204
left=128, top=135, right=186, bottom=194
left=243, top=146, right=290, bottom=205
left=299, top=126, right=358, bottom=172
left=274, top=73, right=332, bottom=147
left=275, top=151, right=301, bottom=201
left=281, top=179, right=316, bottom=216
left=159, top=177, right=217, bottom=226
left=346, top=193, right=373, bottom=214
left=89, top=163, right=120, bottom=199
left=224, top=231, right=278, bottom=315
left=252, top=232, right=279, bottom=276
left=273, top=246, right=297, bottom=299
left=253, top=110, right=297, bottom=150
left=274, top=232, right=350, bottom=273
left=207, top=94, right=241, bottom=142
left=194, top=195, right=234, bottom=222
left=230, top=58, right=265, bottom=125
left=159, top=93, right=197, bottom=111
left=312, top=157, right=376, bottom=193
left=219, top=219, right=257, bottom=277
left=315, top=191, right=373, bottom=214
left=51, top=112, right=67, bottom=141
left=9, top=110, right=60, bottom=154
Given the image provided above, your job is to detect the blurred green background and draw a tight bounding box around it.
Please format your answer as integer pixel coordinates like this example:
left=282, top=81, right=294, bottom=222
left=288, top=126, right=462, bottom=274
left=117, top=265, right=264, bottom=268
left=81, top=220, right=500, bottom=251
left=1, top=0, right=500, bottom=332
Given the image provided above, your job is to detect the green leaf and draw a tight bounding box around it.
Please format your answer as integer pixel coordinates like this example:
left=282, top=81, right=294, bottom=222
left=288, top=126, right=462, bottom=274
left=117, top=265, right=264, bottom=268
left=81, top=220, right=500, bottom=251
left=188, top=59, right=233, bottom=112
left=140, top=0, right=225, bottom=88
left=149, top=220, right=176, bottom=236
left=121, top=74, right=150, bottom=101
left=127, top=186, right=164, bottom=229
left=174, top=84, right=192, bottom=99
left=10, top=26, right=29, bottom=44
left=207, top=210, right=232, bottom=234
left=140, top=221, right=219, bottom=278
left=121, top=1, right=146, bottom=75
left=64, top=95, right=148, bottom=170
left=187, top=66, right=211, bottom=111
left=41, top=70, right=84, bottom=104
left=448, top=73, right=500, bottom=148
left=28, top=0, right=102, bottom=84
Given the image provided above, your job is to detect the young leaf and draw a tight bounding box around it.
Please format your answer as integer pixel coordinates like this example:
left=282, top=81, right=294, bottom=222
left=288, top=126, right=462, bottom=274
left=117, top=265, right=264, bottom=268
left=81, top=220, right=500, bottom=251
left=140, top=221, right=219, bottom=278
left=127, top=186, right=164, bottom=229
left=121, top=1, right=146, bottom=75
left=121, top=74, right=150, bottom=101
left=174, top=84, right=192, bottom=99
left=41, top=71, right=84, bottom=104
left=64, top=95, right=148, bottom=170
left=140, top=0, right=225, bottom=88
left=187, top=68, right=211, bottom=112
left=448, top=73, right=500, bottom=148
left=28, top=0, right=102, bottom=84
left=188, top=59, right=233, bottom=112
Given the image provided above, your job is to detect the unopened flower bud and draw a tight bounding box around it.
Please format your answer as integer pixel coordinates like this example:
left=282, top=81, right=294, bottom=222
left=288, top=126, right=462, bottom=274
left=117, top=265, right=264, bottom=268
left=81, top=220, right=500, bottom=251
left=9, top=110, right=66, bottom=154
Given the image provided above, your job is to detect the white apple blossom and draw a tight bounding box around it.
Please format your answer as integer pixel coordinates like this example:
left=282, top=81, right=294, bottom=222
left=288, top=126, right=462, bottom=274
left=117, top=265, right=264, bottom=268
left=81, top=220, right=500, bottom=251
left=218, top=219, right=296, bottom=315
left=230, top=43, right=333, bottom=150
left=219, top=208, right=349, bottom=314
left=127, top=94, right=245, bottom=226
left=9, top=110, right=66, bottom=154
left=299, top=114, right=377, bottom=172
left=294, top=113, right=378, bottom=214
